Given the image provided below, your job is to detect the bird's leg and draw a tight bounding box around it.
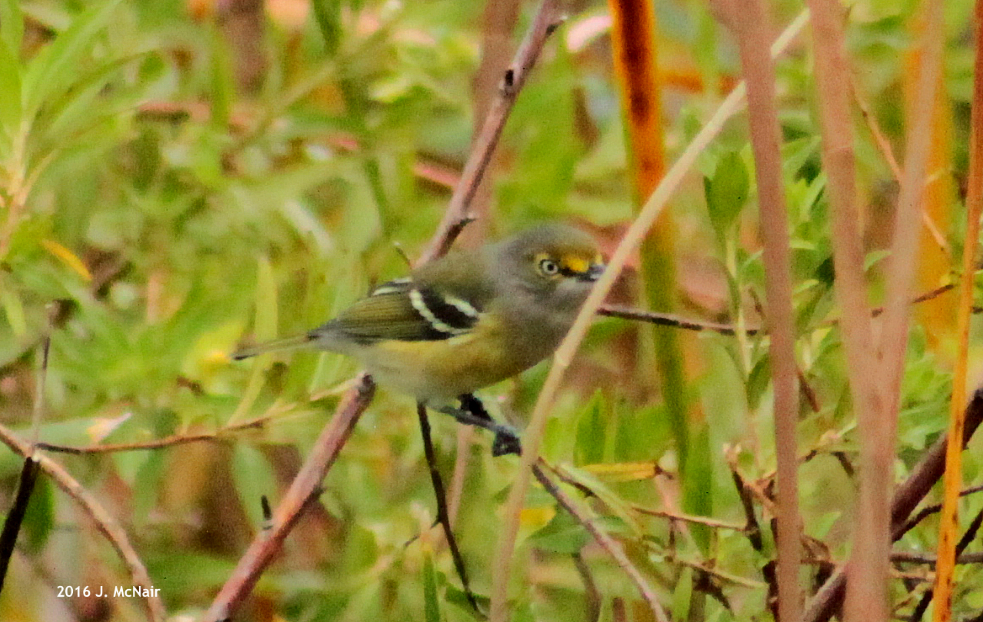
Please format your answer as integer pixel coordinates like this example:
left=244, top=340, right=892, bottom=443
left=436, top=394, right=521, bottom=457
left=459, top=393, right=522, bottom=456
left=415, top=403, right=481, bottom=613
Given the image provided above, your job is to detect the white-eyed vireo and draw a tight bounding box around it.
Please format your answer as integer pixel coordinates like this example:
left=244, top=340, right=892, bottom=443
left=233, top=223, right=605, bottom=455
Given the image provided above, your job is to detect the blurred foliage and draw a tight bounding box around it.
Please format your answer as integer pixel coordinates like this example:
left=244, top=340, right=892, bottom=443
left=0, top=0, right=982, bottom=620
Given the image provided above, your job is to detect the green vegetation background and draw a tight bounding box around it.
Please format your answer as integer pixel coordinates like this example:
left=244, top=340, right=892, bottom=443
left=0, top=0, right=982, bottom=620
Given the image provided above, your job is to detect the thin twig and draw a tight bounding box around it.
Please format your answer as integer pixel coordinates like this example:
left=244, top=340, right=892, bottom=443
left=0, top=458, right=40, bottom=596
left=673, top=556, right=768, bottom=590
left=803, top=386, right=983, bottom=622
left=488, top=10, right=812, bottom=622
left=446, top=426, right=475, bottom=526
left=29, top=336, right=51, bottom=449
left=420, top=0, right=564, bottom=264
left=598, top=304, right=759, bottom=334
left=600, top=281, right=961, bottom=336
left=0, top=423, right=165, bottom=622
left=632, top=505, right=748, bottom=532
left=1, top=337, right=50, bottom=596
left=914, top=506, right=983, bottom=621
left=37, top=417, right=270, bottom=454
left=572, top=551, right=602, bottom=622
left=728, top=453, right=764, bottom=552
left=852, top=78, right=950, bottom=255
left=207, top=2, right=562, bottom=617
left=532, top=463, right=669, bottom=622
left=204, top=376, right=374, bottom=622
left=895, top=483, right=983, bottom=538
left=892, top=552, right=983, bottom=565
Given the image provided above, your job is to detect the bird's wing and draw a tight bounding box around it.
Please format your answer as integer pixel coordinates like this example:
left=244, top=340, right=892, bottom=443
left=315, top=274, right=489, bottom=344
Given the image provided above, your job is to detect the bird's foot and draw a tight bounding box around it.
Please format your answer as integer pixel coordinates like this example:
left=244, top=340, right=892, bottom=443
left=437, top=397, right=522, bottom=457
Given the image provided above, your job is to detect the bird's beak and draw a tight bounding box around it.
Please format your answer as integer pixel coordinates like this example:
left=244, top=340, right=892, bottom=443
left=580, top=263, right=605, bottom=282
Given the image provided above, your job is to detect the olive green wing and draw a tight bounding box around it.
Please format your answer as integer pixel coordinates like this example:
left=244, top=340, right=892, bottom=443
left=314, top=273, right=489, bottom=344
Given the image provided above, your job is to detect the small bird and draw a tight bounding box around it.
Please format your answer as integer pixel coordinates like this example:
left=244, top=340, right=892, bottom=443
left=233, top=223, right=605, bottom=455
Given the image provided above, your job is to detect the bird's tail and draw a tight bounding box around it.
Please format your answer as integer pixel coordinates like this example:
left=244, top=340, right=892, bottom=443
left=231, top=334, right=315, bottom=360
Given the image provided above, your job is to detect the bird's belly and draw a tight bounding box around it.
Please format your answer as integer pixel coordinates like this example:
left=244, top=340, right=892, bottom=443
left=357, top=334, right=534, bottom=403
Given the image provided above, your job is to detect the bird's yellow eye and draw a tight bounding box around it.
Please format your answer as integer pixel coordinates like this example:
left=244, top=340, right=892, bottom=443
left=538, top=257, right=560, bottom=276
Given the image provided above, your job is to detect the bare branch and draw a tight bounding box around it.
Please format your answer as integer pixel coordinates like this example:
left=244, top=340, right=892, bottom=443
left=0, top=424, right=165, bottom=622
left=803, top=386, right=983, bottom=622
left=489, top=10, right=812, bottom=621
left=419, top=0, right=564, bottom=263
left=37, top=417, right=269, bottom=454
left=533, top=463, right=668, bottom=622
left=204, top=376, right=374, bottom=621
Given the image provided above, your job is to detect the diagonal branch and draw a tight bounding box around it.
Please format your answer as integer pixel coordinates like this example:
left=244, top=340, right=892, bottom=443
left=0, top=423, right=165, bottom=622
left=420, top=0, right=563, bottom=264
left=488, top=9, right=811, bottom=622
left=803, top=386, right=983, bottom=622
left=204, top=376, right=374, bottom=622
left=533, top=462, right=668, bottom=622
left=205, top=3, right=563, bottom=619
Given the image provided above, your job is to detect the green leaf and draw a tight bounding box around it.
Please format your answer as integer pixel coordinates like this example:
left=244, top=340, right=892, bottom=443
left=255, top=256, right=279, bottom=343
left=230, top=257, right=279, bottom=423
left=618, top=401, right=671, bottom=462
left=529, top=508, right=590, bottom=554
left=864, top=249, right=891, bottom=272
left=445, top=585, right=489, bottom=617
left=0, top=0, right=23, bottom=55
left=574, top=390, right=606, bottom=466
left=0, top=36, right=21, bottom=158
left=746, top=355, right=771, bottom=412
left=34, top=52, right=147, bottom=150
left=422, top=549, right=441, bottom=622
left=672, top=567, right=694, bottom=621
left=681, top=422, right=714, bottom=553
left=311, top=0, right=342, bottom=56
left=21, top=0, right=122, bottom=120
left=781, top=136, right=821, bottom=179
left=209, top=24, right=233, bottom=130
left=22, top=465, right=53, bottom=552
left=0, top=284, right=26, bottom=338
left=555, top=466, right=642, bottom=535
left=132, top=451, right=166, bottom=523
left=705, top=151, right=749, bottom=237
left=231, top=444, right=280, bottom=527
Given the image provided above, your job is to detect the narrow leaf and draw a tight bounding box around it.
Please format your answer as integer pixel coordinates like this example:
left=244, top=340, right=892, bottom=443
left=0, top=37, right=23, bottom=156
left=22, top=0, right=123, bottom=119
left=706, top=151, right=750, bottom=236
left=422, top=549, right=441, bottom=622
left=231, top=444, right=279, bottom=527
left=311, top=0, right=342, bottom=56
left=0, top=0, right=23, bottom=54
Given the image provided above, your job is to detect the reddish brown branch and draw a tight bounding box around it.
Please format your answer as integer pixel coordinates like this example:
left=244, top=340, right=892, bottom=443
left=803, top=386, right=983, bottom=622
left=419, top=0, right=563, bottom=263
left=533, top=462, right=668, bottom=622
left=204, top=376, right=374, bottom=621
left=205, top=3, right=562, bottom=618
left=37, top=417, right=269, bottom=454
left=0, top=424, right=165, bottom=622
